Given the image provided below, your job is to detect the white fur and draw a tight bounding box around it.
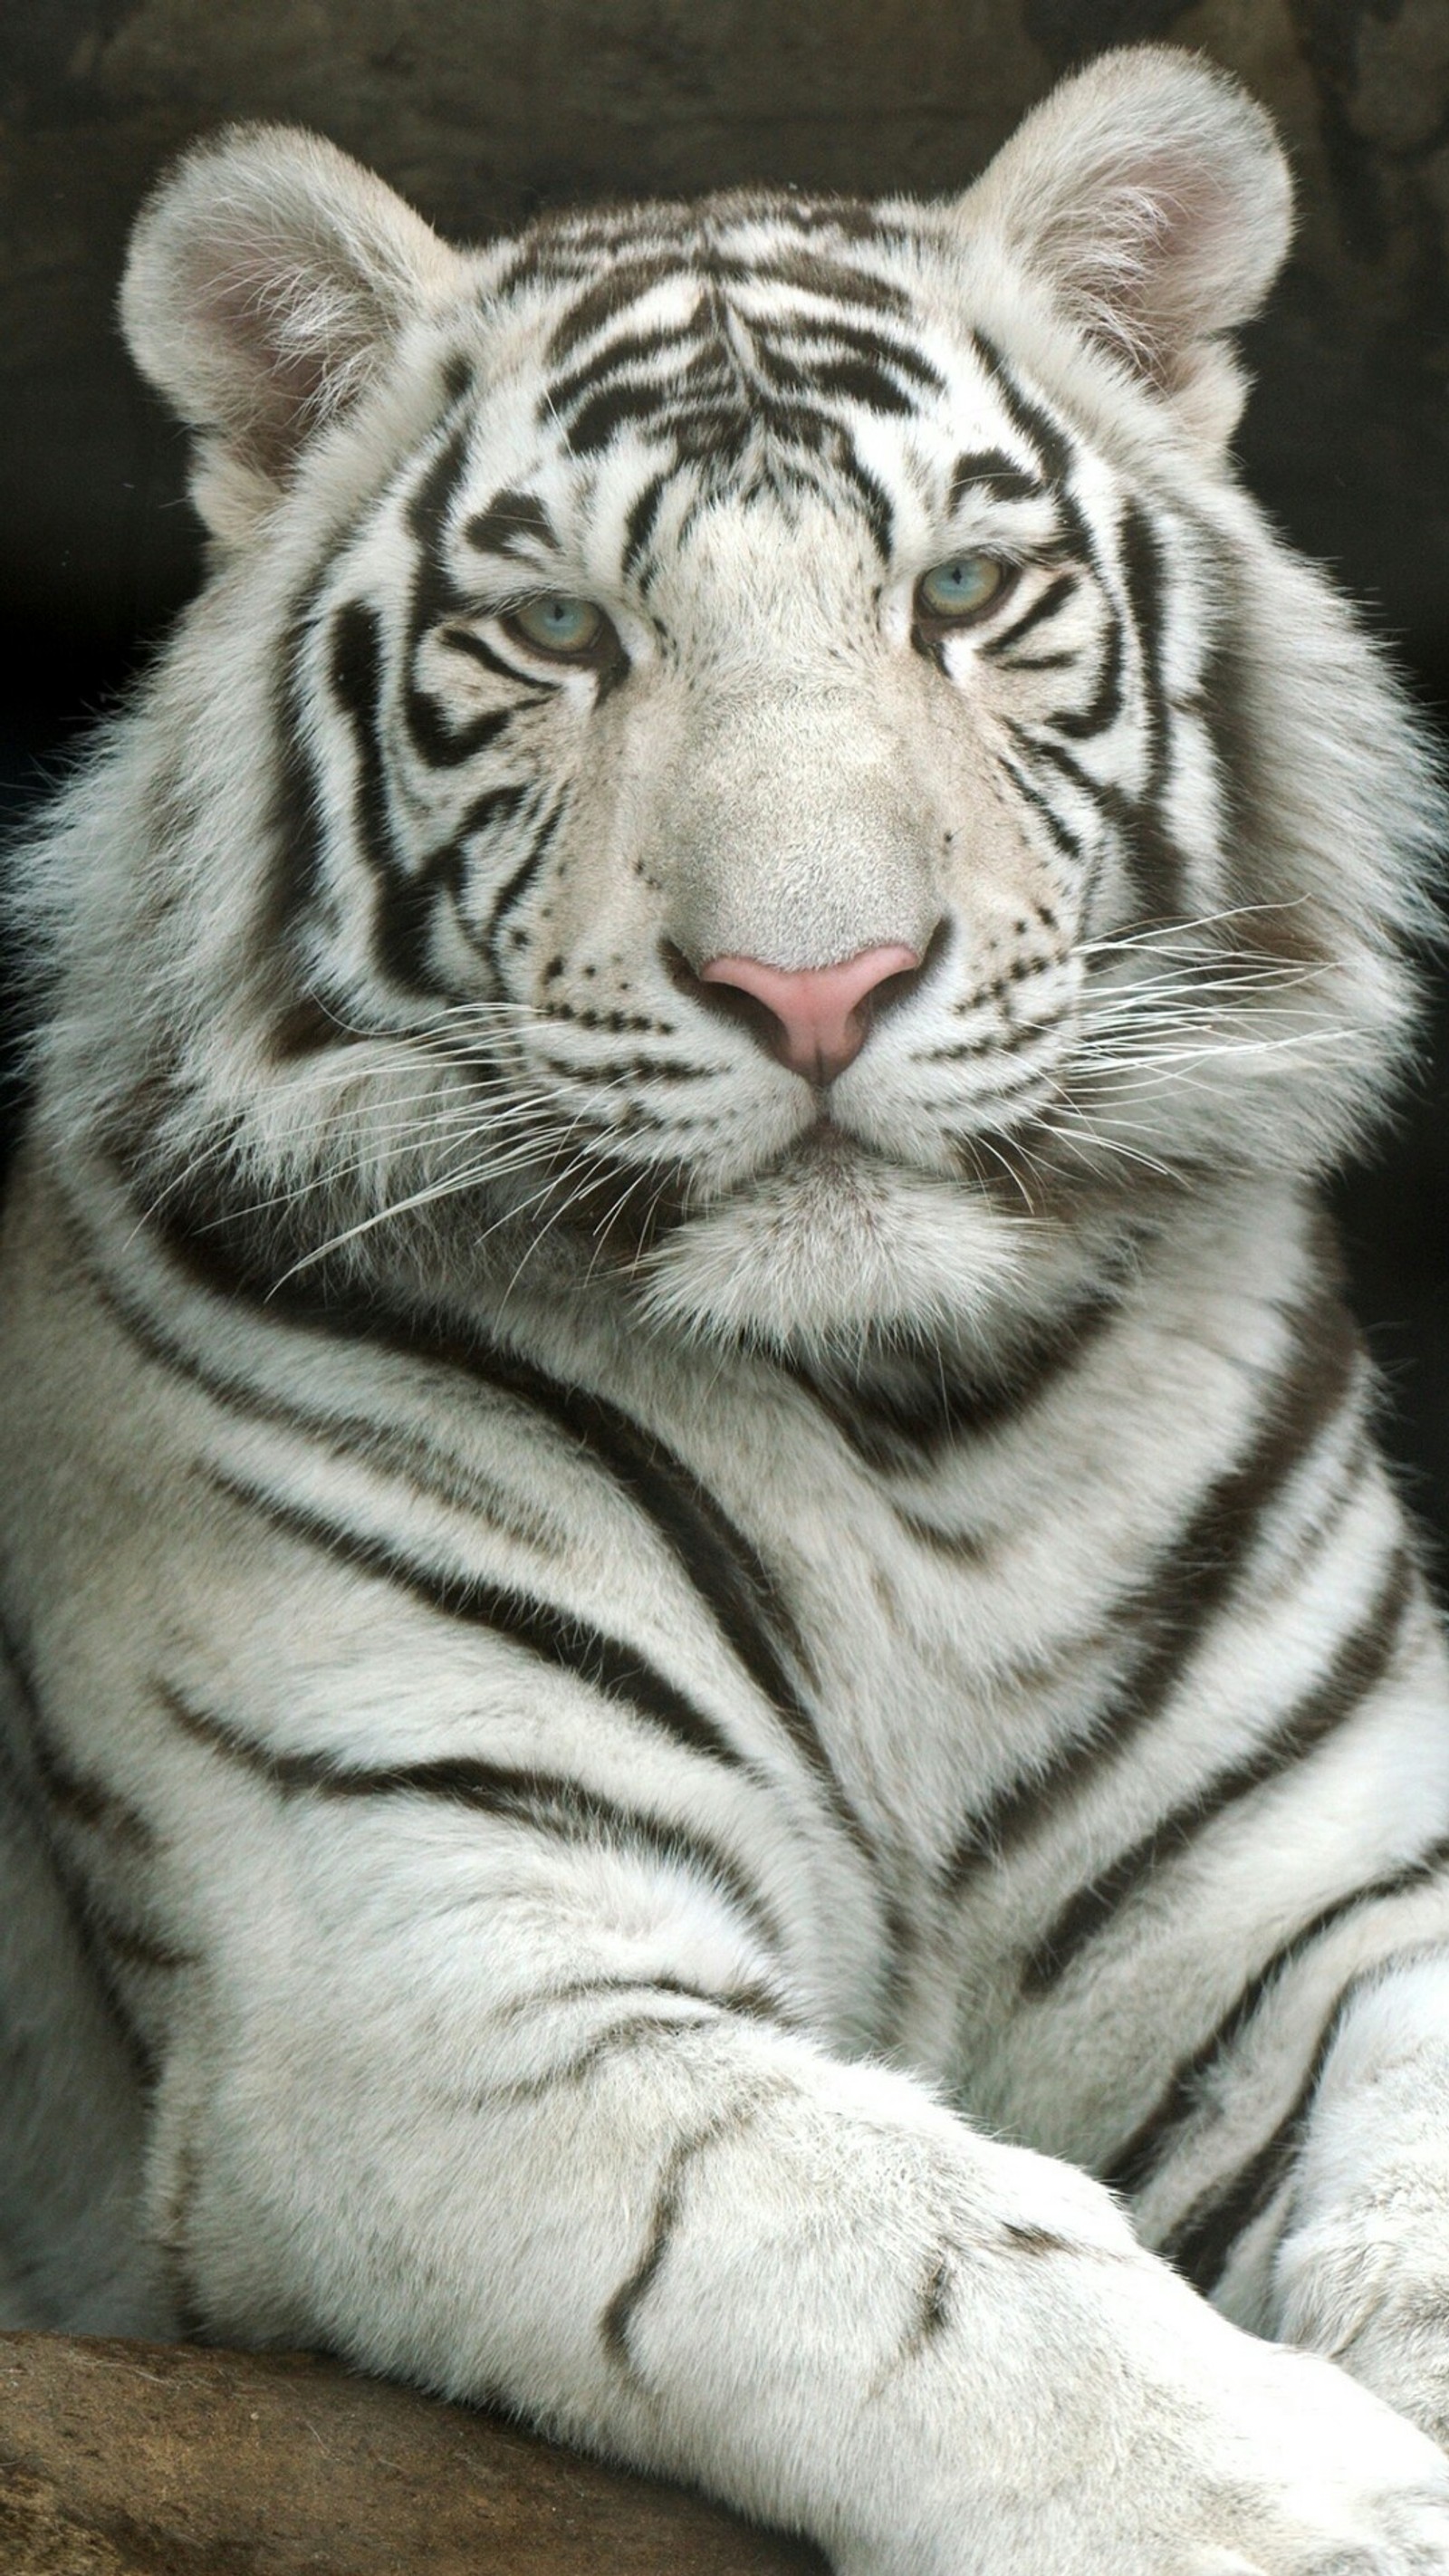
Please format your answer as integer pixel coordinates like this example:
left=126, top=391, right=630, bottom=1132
left=5, top=47, right=1449, bottom=2576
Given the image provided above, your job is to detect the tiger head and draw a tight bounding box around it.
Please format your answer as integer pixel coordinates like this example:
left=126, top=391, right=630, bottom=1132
left=31, top=47, right=1439, bottom=1358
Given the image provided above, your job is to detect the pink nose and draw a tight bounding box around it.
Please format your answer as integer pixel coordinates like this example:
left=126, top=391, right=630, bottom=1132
left=698, top=944, right=922, bottom=1082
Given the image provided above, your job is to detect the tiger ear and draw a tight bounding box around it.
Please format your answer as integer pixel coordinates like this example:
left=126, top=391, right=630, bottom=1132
left=120, top=125, right=462, bottom=533
left=958, top=47, right=1292, bottom=447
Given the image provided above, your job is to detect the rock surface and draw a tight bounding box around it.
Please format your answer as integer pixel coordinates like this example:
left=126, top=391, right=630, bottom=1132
left=0, top=2331, right=828, bottom=2573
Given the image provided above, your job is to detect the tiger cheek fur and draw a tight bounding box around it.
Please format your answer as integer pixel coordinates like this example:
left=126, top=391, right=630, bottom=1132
left=6, top=44, right=1449, bottom=2576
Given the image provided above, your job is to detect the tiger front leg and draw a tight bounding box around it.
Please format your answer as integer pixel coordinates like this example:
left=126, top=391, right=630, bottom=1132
left=1271, top=1950, right=1449, bottom=2451
left=149, top=1821, right=1449, bottom=2576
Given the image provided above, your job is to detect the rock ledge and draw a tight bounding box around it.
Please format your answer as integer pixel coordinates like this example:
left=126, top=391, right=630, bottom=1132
left=0, top=2332, right=826, bottom=2573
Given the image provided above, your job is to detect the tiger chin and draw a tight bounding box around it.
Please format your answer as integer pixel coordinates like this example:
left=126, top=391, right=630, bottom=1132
left=8, top=41, right=1449, bottom=2576
left=636, top=1136, right=1030, bottom=1350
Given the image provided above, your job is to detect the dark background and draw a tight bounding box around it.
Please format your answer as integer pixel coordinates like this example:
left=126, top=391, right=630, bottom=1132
left=2, top=0, right=1445, bottom=1549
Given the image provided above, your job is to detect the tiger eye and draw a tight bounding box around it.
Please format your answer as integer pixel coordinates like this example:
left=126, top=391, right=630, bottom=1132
left=915, top=554, right=1010, bottom=623
left=503, top=595, right=611, bottom=660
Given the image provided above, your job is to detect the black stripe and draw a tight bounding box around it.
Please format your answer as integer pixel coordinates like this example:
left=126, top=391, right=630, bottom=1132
left=159, top=1685, right=778, bottom=1949
left=832, top=440, right=896, bottom=561
left=331, top=599, right=543, bottom=994
left=1013, top=726, right=1186, bottom=909
left=620, top=472, right=669, bottom=584
left=90, top=1910, right=197, bottom=1973
left=264, top=566, right=336, bottom=955
left=600, top=2100, right=762, bottom=2370
left=762, top=351, right=916, bottom=415
left=564, top=378, right=858, bottom=461
left=0, top=1619, right=158, bottom=2085
left=399, top=423, right=547, bottom=774
left=973, top=336, right=1075, bottom=490
left=0, top=1612, right=153, bottom=1850
left=972, top=332, right=1114, bottom=678
left=1022, top=1546, right=1415, bottom=1994
left=412, top=783, right=541, bottom=978
left=1051, top=601, right=1124, bottom=742
left=601, top=2138, right=692, bottom=2369
left=982, top=572, right=1080, bottom=659
left=1162, top=1975, right=1376, bottom=2295
left=951, top=449, right=1044, bottom=507
left=436, top=626, right=537, bottom=686
left=972, top=341, right=1157, bottom=832
left=488, top=1968, right=802, bottom=2102
left=547, top=257, right=685, bottom=361
left=1001, top=755, right=1087, bottom=863
left=1007, top=729, right=1193, bottom=941
left=472, top=1366, right=829, bottom=1744
left=208, top=1468, right=753, bottom=1779
left=788, top=1291, right=1120, bottom=1475
left=753, top=322, right=943, bottom=407
left=402, top=423, right=501, bottom=764
left=525, top=1970, right=792, bottom=2028
left=746, top=244, right=910, bottom=314
left=30, top=1737, right=155, bottom=1850
left=87, top=1212, right=862, bottom=1860
left=904, top=2251, right=955, bottom=2353
left=497, top=2010, right=722, bottom=2102
left=399, top=1320, right=812, bottom=1728
left=1102, top=1831, right=1449, bottom=2202
left=945, top=1275, right=1362, bottom=1887
left=83, top=1248, right=571, bottom=1562
left=551, top=327, right=694, bottom=417
left=464, top=489, right=560, bottom=558
left=778, top=316, right=945, bottom=399
left=564, top=374, right=683, bottom=457
left=399, top=686, right=521, bottom=767
left=480, top=796, right=563, bottom=978
left=453, top=780, right=533, bottom=846
left=328, top=599, right=450, bottom=997
left=1010, top=726, right=1124, bottom=819
left=1117, top=500, right=1178, bottom=920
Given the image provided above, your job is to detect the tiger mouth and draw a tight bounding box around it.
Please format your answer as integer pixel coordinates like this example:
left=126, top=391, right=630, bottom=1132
left=482, top=1116, right=922, bottom=1273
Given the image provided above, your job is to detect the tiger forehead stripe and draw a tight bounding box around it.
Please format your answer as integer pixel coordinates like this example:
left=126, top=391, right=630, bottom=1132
left=549, top=292, right=945, bottom=404
left=533, top=245, right=944, bottom=470
left=543, top=255, right=693, bottom=360
left=972, top=333, right=1075, bottom=495
left=538, top=226, right=914, bottom=361
left=465, top=490, right=561, bottom=558
left=950, top=450, right=1047, bottom=508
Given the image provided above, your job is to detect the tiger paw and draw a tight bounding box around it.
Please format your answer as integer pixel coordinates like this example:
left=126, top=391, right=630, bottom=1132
left=1274, top=2198, right=1449, bottom=2456
left=840, top=2243, right=1449, bottom=2576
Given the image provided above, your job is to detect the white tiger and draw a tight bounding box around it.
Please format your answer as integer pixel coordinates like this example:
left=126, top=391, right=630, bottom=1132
left=5, top=41, right=1449, bottom=2574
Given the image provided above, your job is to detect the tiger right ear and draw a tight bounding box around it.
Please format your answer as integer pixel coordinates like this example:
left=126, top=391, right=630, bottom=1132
left=120, top=125, right=462, bottom=533
left=957, top=47, right=1292, bottom=448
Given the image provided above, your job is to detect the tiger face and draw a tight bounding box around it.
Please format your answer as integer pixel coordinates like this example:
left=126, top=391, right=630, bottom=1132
left=86, top=52, right=1434, bottom=1351
left=296, top=278, right=1119, bottom=1281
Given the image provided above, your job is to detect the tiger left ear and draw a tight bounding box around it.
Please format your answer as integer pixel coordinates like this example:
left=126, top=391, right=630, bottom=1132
left=120, top=125, right=464, bottom=539
left=956, top=47, right=1292, bottom=448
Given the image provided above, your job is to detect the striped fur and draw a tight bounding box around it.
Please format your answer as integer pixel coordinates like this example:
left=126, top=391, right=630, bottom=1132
left=5, top=45, right=1449, bottom=2575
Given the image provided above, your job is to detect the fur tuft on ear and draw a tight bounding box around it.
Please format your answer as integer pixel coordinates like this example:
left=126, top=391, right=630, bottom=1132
left=960, top=48, right=1292, bottom=446
left=120, top=126, right=461, bottom=523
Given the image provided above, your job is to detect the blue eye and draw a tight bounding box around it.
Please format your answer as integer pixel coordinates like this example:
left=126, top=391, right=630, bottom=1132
left=916, top=554, right=1009, bottom=622
left=504, top=595, right=611, bottom=659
